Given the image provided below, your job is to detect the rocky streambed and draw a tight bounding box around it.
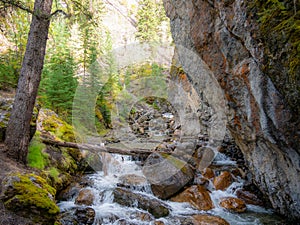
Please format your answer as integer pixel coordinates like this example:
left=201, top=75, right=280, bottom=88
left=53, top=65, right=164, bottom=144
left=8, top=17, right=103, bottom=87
left=56, top=99, right=287, bottom=225
left=57, top=151, right=286, bottom=225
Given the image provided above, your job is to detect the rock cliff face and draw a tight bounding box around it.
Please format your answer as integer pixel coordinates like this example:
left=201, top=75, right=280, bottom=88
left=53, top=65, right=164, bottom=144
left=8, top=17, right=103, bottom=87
left=163, top=0, right=300, bottom=220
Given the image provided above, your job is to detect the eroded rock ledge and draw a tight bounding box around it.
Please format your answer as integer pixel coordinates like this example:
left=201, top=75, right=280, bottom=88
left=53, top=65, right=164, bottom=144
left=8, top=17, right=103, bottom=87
left=163, top=0, right=300, bottom=220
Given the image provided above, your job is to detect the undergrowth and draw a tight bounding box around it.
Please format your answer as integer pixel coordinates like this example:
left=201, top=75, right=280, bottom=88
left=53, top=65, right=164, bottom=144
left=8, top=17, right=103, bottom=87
left=27, top=133, right=48, bottom=169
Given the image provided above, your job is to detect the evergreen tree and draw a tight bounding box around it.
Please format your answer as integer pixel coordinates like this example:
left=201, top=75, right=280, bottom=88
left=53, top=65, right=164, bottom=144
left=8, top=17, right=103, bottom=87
left=42, top=51, right=77, bottom=119
left=0, top=4, right=32, bottom=89
left=135, top=0, right=168, bottom=43
left=40, top=19, right=78, bottom=121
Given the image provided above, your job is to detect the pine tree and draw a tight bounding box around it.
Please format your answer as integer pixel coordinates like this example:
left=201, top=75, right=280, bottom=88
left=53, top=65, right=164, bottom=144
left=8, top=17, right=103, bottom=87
left=42, top=51, right=77, bottom=119
left=40, top=19, right=78, bottom=121
left=135, top=0, right=168, bottom=43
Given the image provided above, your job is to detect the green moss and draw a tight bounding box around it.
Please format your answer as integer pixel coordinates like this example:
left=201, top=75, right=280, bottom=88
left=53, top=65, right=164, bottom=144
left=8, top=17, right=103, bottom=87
left=4, top=173, right=59, bottom=216
left=0, top=121, right=5, bottom=128
left=62, top=150, right=78, bottom=172
left=49, top=167, right=60, bottom=180
left=42, top=114, right=78, bottom=142
left=30, top=105, right=40, bottom=126
left=161, top=153, right=188, bottom=173
left=56, top=123, right=76, bottom=142
left=28, top=134, right=49, bottom=169
left=43, top=167, right=66, bottom=190
left=249, top=0, right=300, bottom=114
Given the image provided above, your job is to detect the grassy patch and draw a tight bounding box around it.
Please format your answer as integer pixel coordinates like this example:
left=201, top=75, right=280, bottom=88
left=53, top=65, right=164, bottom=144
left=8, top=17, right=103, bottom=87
left=27, top=135, right=48, bottom=169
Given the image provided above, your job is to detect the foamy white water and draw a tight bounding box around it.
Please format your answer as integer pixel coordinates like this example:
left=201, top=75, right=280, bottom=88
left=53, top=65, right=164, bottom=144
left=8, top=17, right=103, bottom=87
left=58, top=152, right=283, bottom=225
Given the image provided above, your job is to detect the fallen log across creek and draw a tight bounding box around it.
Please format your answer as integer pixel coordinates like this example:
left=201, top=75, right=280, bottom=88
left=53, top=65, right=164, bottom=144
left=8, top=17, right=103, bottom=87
left=41, top=138, right=171, bottom=156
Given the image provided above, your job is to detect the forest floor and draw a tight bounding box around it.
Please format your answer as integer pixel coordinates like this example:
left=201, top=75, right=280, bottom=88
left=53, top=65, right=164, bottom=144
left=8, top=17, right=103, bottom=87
left=0, top=143, right=34, bottom=225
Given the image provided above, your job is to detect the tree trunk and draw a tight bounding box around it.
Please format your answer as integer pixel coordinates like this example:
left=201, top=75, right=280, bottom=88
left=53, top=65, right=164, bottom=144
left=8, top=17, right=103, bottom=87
left=4, top=0, right=53, bottom=164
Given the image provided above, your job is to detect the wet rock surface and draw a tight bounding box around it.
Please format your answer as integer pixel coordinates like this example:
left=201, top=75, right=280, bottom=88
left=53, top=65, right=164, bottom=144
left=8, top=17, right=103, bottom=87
left=58, top=207, right=95, bottom=225
left=113, top=187, right=170, bottom=218
left=75, top=207, right=96, bottom=225
left=201, top=168, right=215, bottom=180
left=75, top=189, right=94, bottom=206
left=171, top=185, right=213, bottom=211
left=143, top=153, right=195, bottom=199
left=118, top=174, right=148, bottom=190
left=170, top=215, right=230, bottom=225
left=213, top=171, right=233, bottom=191
left=192, top=215, right=230, bottom=225
left=219, top=197, right=247, bottom=213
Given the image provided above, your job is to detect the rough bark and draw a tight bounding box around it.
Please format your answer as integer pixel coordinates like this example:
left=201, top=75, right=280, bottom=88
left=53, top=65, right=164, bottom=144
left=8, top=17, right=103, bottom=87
left=4, top=0, right=53, bottom=164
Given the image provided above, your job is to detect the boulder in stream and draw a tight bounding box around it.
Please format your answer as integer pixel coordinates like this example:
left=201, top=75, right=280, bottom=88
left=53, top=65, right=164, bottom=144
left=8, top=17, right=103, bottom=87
left=201, top=168, right=215, bottom=179
left=219, top=197, right=246, bottom=213
left=75, top=189, right=94, bottom=206
left=143, top=153, right=194, bottom=199
left=169, top=215, right=230, bottom=225
left=213, top=171, right=233, bottom=190
left=171, top=185, right=214, bottom=210
left=113, top=187, right=170, bottom=218
left=58, top=207, right=95, bottom=225
left=192, top=215, right=230, bottom=225
left=118, top=174, right=148, bottom=190
left=74, top=207, right=95, bottom=225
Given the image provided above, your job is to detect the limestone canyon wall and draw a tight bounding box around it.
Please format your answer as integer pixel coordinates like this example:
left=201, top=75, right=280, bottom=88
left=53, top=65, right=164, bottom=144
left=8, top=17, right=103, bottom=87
left=163, top=0, right=300, bottom=219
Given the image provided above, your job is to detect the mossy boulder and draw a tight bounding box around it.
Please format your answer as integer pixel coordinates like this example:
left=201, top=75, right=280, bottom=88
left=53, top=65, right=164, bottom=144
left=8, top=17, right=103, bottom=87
left=38, top=108, right=78, bottom=142
left=0, top=173, right=59, bottom=224
left=29, top=109, right=89, bottom=190
left=27, top=132, right=76, bottom=191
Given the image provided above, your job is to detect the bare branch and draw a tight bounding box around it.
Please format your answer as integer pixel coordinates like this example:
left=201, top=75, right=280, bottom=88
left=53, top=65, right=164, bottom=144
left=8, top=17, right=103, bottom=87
left=0, top=0, right=34, bottom=14
left=0, top=0, right=68, bottom=19
left=50, top=9, right=68, bottom=18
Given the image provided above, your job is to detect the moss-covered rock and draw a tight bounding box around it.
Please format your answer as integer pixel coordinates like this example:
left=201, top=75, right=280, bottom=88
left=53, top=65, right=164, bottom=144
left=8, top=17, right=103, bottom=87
left=0, top=173, right=59, bottom=224
left=38, top=108, right=78, bottom=142
left=29, top=109, right=89, bottom=191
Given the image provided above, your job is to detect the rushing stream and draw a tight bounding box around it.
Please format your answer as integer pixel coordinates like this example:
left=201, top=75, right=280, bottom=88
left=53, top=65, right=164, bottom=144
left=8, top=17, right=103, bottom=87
left=58, top=151, right=286, bottom=225
left=58, top=100, right=287, bottom=225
